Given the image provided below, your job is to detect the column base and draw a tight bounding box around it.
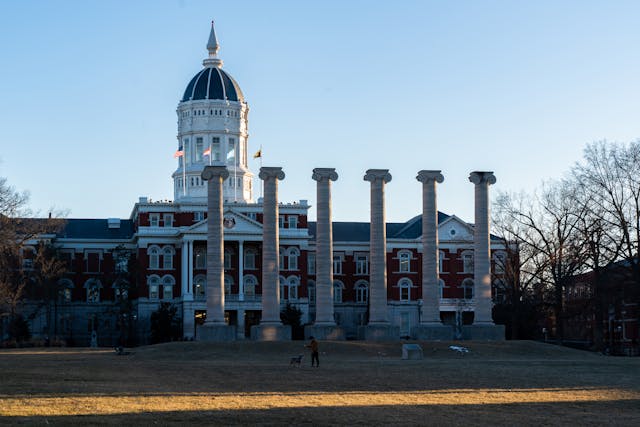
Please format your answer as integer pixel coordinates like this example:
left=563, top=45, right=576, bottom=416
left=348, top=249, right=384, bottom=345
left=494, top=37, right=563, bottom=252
left=358, top=324, right=400, bottom=341
left=305, top=325, right=346, bottom=340
left=250, top=324, right=291, bottom=341
left=182, top=302, right=195, bottom=340
left=411, top=324, right=453, bottom=340
left=196, top=324, right=237, bottom=342
left=462, top=324, right=505, bottom=340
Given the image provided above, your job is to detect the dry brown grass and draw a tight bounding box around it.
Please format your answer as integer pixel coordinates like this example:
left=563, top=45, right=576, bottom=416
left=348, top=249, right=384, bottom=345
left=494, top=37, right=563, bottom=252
left=1, top=340, right=639, bottom=426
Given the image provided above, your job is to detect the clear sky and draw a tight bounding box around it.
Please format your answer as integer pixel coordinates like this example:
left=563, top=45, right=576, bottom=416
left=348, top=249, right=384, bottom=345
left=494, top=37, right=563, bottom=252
left=1, top=1, right=639, bottom=223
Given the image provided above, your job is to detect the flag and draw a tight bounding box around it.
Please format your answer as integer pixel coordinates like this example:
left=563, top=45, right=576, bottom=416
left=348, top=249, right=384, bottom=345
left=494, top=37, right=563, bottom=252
left=253, top=149, right=262, bottom=159
left=203, top=147, right=211, bottom=157
left=174, top=146, right=184, bottom=158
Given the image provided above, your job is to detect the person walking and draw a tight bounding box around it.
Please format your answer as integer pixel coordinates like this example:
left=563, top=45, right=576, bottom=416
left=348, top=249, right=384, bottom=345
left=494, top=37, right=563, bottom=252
left=306, top=336, right=319, bottom=367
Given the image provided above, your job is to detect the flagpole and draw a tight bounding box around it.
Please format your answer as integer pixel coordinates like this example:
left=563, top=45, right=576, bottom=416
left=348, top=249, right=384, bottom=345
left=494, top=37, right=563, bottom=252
left=182, top=143, right=186, bottom=196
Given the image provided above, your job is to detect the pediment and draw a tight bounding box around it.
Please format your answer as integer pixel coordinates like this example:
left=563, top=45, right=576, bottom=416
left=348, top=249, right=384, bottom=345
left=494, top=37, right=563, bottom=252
left=183, top=209, right=263, bottom=236
left=439, top=215, right=474, bottom=241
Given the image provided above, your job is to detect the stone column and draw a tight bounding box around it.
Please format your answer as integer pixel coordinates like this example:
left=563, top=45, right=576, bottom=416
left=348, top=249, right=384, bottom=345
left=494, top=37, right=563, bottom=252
left=197, top=165, right=235, bottom=341
left=251, top=167, right=291, bottom=340
left=305, top=168, right=345, bottom=340
left=465, top=171, right=504, bottom=340
left=418, top=170, right=444, bottom=324
left=411, top=171, right=452, bottom=340
left=360, top=169, right=399, bottom=340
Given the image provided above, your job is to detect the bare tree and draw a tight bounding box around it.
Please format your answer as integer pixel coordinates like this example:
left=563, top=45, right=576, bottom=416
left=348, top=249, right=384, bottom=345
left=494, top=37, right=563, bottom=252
left=0, top=176, right=66, bottom=340
left=494, top=180, right=587, bottom=341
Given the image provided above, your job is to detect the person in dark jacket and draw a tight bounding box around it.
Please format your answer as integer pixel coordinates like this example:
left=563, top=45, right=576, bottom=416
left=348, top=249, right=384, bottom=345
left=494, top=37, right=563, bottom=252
left=306, top=336, right=319, bottom=367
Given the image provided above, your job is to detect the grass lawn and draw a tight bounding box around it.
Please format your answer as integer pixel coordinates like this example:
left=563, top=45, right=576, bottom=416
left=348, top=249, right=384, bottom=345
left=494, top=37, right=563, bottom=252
left=1, top=340, right=639, bottom=426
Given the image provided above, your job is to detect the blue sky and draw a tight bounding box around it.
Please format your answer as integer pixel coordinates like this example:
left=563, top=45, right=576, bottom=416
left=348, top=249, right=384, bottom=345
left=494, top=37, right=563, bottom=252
left=1, top=1, right=639, bottom=223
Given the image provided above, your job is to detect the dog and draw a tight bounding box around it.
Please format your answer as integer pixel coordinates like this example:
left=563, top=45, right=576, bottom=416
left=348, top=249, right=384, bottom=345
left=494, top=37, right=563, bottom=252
left=289, top=354, right=303, bottom=367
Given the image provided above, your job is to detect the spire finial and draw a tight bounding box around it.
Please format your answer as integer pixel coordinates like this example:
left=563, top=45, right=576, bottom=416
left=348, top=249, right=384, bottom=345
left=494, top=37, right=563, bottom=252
left=203, top=20, right=223, bottom=68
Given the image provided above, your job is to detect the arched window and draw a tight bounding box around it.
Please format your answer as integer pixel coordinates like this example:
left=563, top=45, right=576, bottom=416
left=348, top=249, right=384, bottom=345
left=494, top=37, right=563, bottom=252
left=462, top=250, right=474, bottom=274
left=279, top=275, right=286, bottom=300
left=194, top=247, right=206, bottom=269
left=58, top=278, right=74, bottom=303
left=399, top=278, right=412, bottom=302
left=333, top=280, right=344, bottom=303
left=148, top=275, right=160, bottom=299
left=287, top=248, right=300, bottom=271
left=162, top=246, right=175, bottom=269
left=194, top=274, right=206, bottom=299
left=113, top=279, right=129, bottom=301
left=398, top=251, right=412, bottom=273
left=148, top=245, right=160, bottom=269
left=355, top=280, right=369, bottom=304
left=287, top=276, right=299, bottom=300
left=244, top=275, right=257, bottom=298
left=244, top=248, right=257, bottom=269
left=85, top=279, right=102, bottom=303
left=307, top=280, right=316, bottom=304
left=462, top=278, right=474, bottom=300
left=162, top=275, right=175, bottom=300
left=224, top=275, right=233, bottom=295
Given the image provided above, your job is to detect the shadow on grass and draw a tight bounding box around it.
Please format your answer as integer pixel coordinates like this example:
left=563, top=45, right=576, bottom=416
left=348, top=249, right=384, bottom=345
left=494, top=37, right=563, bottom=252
left=2, top=400, right=640, bottom=426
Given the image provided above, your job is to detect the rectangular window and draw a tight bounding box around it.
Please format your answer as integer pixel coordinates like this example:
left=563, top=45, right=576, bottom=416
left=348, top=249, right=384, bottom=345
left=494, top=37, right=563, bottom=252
left=194, top=211, right=204, bottom=222
left=279, top=215, right=285, bottom=228
left=85, top=251, right=101, bottom=273
left=224, top=251, right=232, bottom=269
left=463, top=253, right=474, bottom=273
left=399, top=253, right=411, bottom=273
left=212, top=137, right=221, bottom=161
left=195, top=137, right=203, bottom=162
left=195, top=249, right=206, bottom=269
left=149, top=214, right=160, bottom=227
left=227, top=138, right=236, bottom=165
left=288, top=216, right=298, bottom=229
left=247, top=212, right=257, bottom=221
left=307, top=253, right=316, bottom=275
left=355, top=254, right=368, bottom=275
left=163, top=214, right=173, bottom=228
left=400, top=286, right=410, bottom=301
left=183, top=138, right=190, bottom=164
left=244, top=250, right=256, bottom=269
left=333, top=255, right=342, bottom=275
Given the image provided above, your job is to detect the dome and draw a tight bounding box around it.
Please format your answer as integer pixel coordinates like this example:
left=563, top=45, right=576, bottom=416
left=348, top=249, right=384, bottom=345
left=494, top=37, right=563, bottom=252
left=181, top=67, right=244, bottom=103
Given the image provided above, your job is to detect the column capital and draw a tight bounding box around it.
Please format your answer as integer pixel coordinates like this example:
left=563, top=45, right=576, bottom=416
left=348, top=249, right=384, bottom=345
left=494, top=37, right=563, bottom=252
left=202, top=165, right=229, bottom=181
left=259, top=166, right=285, bottom=181
left=417, top=170, right=444, bottom=184
left=469, top=171, right=496, bottom=186
left=364, top=169, right=392, bottom=183
left=312, top=168, right=338, bottom=182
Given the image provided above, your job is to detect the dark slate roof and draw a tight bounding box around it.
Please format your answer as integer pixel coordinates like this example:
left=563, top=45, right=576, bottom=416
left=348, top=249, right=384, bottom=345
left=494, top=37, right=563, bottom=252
left=56, top=219, right=134, bottom=240
left=181, top=67, right=244, bottom=102
left=309, top=212, right=452, bottom=242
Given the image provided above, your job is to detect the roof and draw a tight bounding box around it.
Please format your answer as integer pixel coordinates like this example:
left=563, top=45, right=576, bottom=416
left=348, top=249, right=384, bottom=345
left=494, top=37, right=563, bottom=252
left=181, top=67, right=244, bottom=102
left=308, top=212, right=452, bottom=242
left=56, top=219, right=134, bottom=240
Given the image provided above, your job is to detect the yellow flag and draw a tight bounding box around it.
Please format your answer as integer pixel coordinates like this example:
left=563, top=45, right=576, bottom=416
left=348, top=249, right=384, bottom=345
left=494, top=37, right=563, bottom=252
left=253, top=149, right=262, bottom=159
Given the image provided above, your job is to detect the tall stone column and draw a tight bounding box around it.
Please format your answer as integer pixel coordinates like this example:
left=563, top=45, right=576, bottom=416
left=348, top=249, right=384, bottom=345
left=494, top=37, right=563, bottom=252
left=360, top=169, right=398, bottom=340
left=305, top=168, right=345, bottom=340
left=251, top=167, right=291, bottom=340
left=197, top=165, right=236, bottom=341
left=465, top=171, right=504, bottom=340
left=412, top=171, right=452, bottom=340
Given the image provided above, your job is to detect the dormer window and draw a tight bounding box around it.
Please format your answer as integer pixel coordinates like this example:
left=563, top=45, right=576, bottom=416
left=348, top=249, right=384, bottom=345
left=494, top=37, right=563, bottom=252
left=163, top=214, right=173, bottom=228
left=149, top=214, right=160, bottom=227
left=288, top=216, right=298, bottom=229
